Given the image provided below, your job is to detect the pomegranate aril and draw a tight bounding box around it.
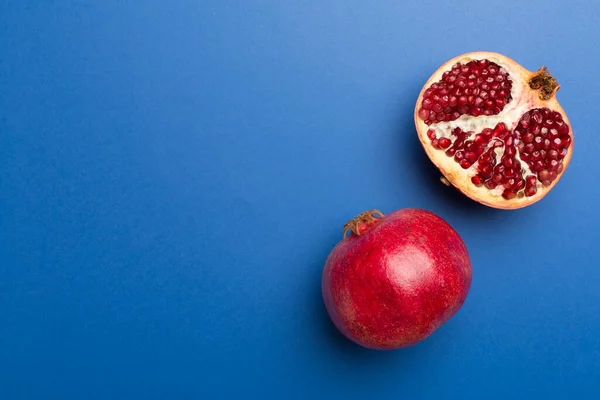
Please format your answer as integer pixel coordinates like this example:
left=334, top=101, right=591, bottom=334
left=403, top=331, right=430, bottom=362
left=432, top=139, right=440, bottom=149
left=524, top=186, right=537, bottom=197
left=465, top=152, right=478, bottom=163
left=502, top=157, right=514, bottom=168
left=471, top=176, right=483, bottom=186
left=560, top=148, right=568, bottom=157
left=480, top=165, right=493, bottom=178
left=438, top=137, right=451, bottom=149
left=502, top=190, right=517, bottom=200
left=484, top=182, right=496, bottom=190
left=460, top=160, right=471, bottom=169
left=515, top=179, right=525, bottom=190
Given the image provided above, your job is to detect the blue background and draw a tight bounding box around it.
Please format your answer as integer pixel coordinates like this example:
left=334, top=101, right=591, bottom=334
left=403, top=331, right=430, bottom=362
left=1, top=1, right=599, bottom=398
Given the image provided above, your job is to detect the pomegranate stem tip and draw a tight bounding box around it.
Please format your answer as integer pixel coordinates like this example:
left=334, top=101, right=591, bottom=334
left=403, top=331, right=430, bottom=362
left=342, top=210, right=384, bottom=239
left=529, top=67, right=559, bottom=100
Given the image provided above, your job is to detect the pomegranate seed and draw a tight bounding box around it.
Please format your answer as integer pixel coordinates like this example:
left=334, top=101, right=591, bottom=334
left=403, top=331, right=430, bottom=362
left=543, top=139, right=551, bottom=150
left=524, top=143, right=535, bottom=153
left=502, top=190, right=517, bottom=200
left=538, top=170, right=550, bottom=181
left=485, top=181, right=497, bottom=189
left=419, top=108, right=430, bottom=120
left=465, top=152, right=477, bottom=163
left=515, top=179, right=525, bottom=190
left=432, top=139, right=440, bottom=149
left=460, top=159, right=471, bottom=169
left=559, top=148, right=568, bottom=158
left=524, top=186, right=537, bottom=197
left=427, top=129, right=437, bottom=140
left=438, top=137, right=451, bottom=149
left=522, top=133, right=534, bottom=143
left=471, top=175, right=482, bottom=186
left=547, top=149, right=559, bottom=160
left=480, top=165, right=493, bottom=178
left=534, top=160, right=544, bottom=172
left=494, top=123, right=506, bottom=135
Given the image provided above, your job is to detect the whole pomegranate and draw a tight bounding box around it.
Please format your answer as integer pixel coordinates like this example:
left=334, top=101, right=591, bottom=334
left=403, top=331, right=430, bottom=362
left=415, top=51, right=573, bottom=209
left=322, top=209, right=472, bottom=350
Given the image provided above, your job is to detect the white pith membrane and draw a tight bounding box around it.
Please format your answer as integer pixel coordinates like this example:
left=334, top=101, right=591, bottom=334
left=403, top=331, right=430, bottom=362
left=415, top=52, right=573, bottom=209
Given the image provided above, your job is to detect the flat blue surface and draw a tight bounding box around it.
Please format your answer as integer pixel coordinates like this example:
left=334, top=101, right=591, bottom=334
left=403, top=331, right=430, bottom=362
left=1, top=1, right=599, bottom=398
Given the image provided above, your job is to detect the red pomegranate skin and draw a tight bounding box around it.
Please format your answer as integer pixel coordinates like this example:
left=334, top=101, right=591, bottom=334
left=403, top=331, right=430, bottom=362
left=322, top=209, right=472, bottom=349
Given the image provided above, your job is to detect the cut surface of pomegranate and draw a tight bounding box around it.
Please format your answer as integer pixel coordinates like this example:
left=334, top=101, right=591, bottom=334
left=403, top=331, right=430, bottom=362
left=414, top=52, right=573, bottom=209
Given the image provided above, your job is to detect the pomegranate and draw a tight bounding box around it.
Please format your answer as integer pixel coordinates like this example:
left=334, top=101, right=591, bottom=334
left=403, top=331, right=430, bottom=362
left=414, top=51, right=573, bottom=209
left=322, top=209, right=472, bottom=350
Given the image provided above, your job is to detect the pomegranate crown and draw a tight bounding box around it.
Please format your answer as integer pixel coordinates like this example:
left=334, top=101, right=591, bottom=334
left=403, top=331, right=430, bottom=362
left=342, top=210, right=384, bottom=239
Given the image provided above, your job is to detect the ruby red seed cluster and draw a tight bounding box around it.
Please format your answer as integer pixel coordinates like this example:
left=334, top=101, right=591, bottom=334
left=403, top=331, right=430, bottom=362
left=426, top=107, right=570, bottom=199
left=418, top=60, right=513, bottom=125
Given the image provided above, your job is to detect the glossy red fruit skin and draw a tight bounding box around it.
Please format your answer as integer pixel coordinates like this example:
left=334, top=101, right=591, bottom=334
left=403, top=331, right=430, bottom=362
left=322, top=209, right=472, bottom=350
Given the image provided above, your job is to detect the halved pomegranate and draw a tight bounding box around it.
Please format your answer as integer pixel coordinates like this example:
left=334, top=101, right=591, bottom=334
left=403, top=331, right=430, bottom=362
left=414, top=51, right=573, bottom=209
